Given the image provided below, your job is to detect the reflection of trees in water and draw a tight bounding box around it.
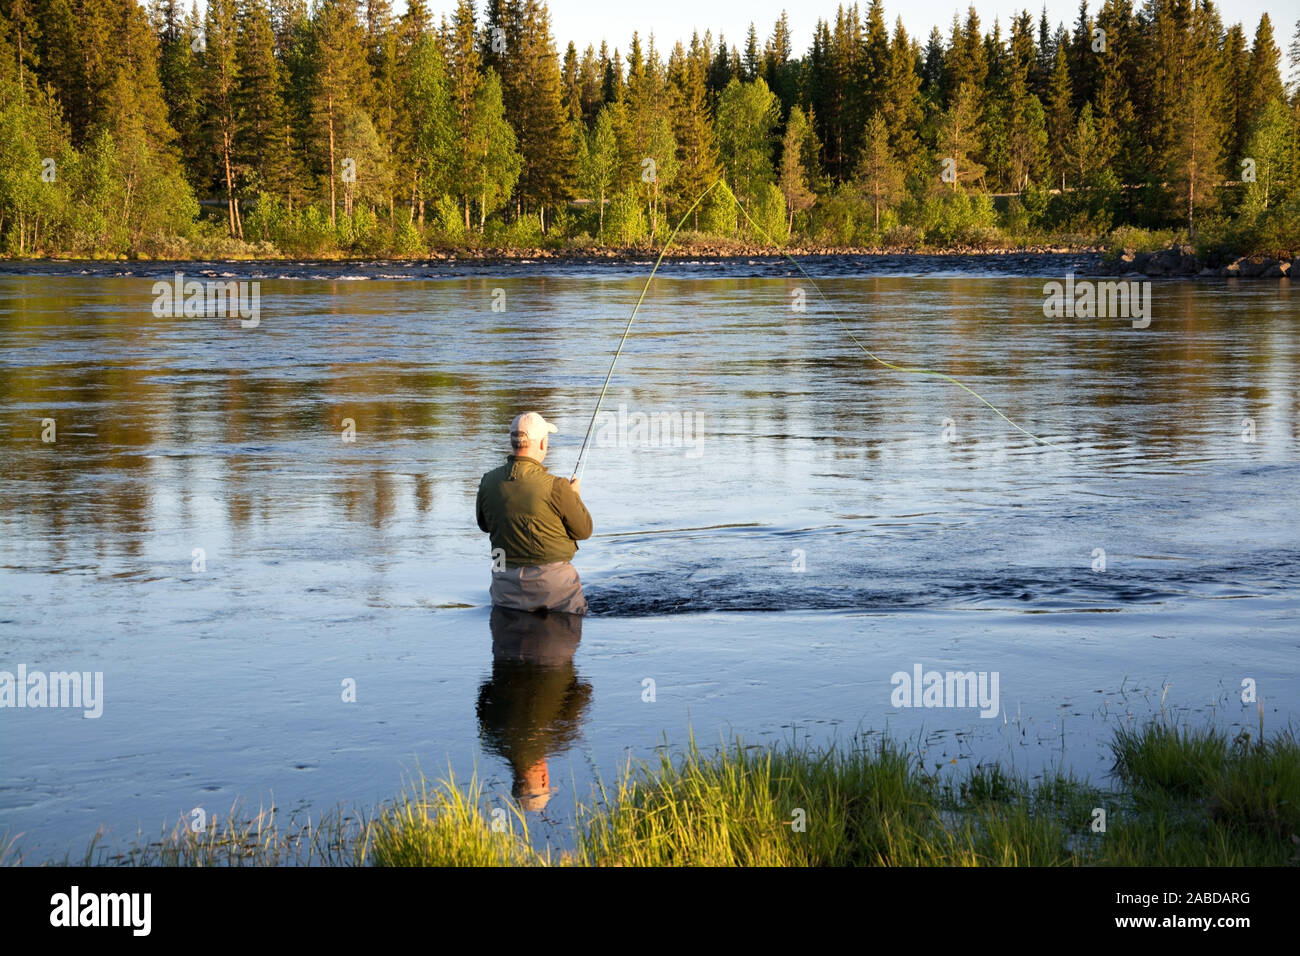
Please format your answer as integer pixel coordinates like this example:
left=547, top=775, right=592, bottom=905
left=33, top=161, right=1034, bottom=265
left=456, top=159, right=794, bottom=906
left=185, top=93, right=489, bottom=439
left=3, top=278, right=1297, bottom=563
left=476, top=608, right=592, bottom=812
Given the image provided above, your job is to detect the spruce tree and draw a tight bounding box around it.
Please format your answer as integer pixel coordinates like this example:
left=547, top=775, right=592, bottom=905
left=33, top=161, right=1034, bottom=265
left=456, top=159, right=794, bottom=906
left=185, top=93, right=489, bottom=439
left=237, top=0, right=293, bottom=206
left=779, top=105, right=816, bottom=232
left=201, top=0, right=241, bottom=235
left=668, top=34, right=720, bottom=229
left=856, top=110, right=904, bottom=229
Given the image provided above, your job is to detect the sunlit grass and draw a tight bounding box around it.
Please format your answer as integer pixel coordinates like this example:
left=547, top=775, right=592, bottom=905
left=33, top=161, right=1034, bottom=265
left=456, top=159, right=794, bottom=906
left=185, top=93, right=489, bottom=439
left=10, top=717, right=1298, bottom=867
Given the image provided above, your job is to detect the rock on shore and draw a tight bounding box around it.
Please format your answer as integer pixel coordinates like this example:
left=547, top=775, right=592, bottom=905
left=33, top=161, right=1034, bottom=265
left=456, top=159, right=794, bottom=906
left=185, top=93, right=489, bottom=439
left=1116, top=245, right=1293, bottom=278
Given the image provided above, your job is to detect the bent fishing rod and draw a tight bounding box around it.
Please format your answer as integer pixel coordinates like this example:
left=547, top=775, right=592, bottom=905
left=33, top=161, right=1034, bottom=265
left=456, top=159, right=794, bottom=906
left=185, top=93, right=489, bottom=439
left=570, top=178, right=1051, bottom=481
left=570, top=179, right=723, bottom=481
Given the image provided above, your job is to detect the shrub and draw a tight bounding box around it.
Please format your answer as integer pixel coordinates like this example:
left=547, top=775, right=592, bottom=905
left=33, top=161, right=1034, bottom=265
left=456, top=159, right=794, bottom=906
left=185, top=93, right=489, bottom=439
left=747, top=182, right=789, bottom=245
left=392, top=216, right=425, bottom=257
left=604, top=189, right=648, bottom=245
left=698, top=192, right=737, bottom=238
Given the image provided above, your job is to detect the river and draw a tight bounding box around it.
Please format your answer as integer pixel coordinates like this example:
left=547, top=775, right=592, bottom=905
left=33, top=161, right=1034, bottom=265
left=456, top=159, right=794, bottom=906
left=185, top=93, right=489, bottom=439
left=1, top=256, right=1296, bottom=860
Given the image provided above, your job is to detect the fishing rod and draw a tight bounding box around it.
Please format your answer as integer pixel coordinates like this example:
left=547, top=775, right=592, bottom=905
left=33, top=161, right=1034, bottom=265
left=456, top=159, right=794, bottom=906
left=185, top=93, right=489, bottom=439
left=571, top=178, right=1050, bottom=481
left=571, top=179, right=723, bottom=481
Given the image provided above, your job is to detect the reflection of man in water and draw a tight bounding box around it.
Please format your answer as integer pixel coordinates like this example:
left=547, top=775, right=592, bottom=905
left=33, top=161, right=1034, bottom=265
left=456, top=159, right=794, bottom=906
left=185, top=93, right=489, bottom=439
left=477, top=607, right=592, bottom=811
left=476, top=412, right=593, bottom=614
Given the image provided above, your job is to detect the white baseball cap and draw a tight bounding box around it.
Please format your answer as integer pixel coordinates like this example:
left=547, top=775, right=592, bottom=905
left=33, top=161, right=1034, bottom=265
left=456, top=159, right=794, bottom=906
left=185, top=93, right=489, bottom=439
left=510, top=411, right=558, bottom=442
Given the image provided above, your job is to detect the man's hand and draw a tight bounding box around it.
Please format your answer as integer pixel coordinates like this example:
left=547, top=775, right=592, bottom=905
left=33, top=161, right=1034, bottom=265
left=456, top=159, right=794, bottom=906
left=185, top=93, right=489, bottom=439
left=569, top=477, right=582, bottom=497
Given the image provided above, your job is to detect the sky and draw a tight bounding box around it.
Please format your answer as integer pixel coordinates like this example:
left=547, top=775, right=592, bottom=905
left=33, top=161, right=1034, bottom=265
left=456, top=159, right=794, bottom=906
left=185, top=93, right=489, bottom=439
left=524, top=1, right=1295, bottom=58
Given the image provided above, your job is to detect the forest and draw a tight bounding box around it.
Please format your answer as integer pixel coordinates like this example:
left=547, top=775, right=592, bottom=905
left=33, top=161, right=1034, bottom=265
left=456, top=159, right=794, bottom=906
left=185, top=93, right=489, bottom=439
left=0, top=0, right=1296, bottom=258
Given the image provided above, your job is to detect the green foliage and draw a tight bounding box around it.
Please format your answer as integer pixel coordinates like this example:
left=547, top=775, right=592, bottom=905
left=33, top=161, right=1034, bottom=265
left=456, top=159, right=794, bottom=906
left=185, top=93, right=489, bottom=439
left=1111, top=722, right=1228, bottom=795
left=578, top=106, right=619, bottom=237
left=603, top=188, right=647, bottom=245
left=392, top=217, right=425, bottom=257
left=0, top=0, right=1292, bottom=255
left=809, top=183, right=870, bottom=245
left=484, top=213, right=544, bottom=248
left=745, top=183, right=788, bottom=245
left=698, top=191, right=737, bottom=237
left=714, top=76, right=779, bottom=204
left=434, top=195, right=466, bottom=242
left=916, top=186, right=998, bottom=245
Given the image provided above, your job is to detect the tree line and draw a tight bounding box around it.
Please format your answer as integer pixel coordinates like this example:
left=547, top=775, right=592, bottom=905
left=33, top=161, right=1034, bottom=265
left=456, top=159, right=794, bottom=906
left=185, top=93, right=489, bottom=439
left=0, top=0, right=1296, bottom=257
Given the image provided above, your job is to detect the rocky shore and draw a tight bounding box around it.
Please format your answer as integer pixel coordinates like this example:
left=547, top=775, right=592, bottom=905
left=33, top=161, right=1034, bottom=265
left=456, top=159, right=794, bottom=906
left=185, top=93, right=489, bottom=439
left=1113, top=245, right=1295, bottom=278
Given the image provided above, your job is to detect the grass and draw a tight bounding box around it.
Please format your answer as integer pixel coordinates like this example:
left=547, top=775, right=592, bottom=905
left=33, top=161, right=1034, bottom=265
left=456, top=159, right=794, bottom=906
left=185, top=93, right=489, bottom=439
left=6, top=717, right=1297, bottom=867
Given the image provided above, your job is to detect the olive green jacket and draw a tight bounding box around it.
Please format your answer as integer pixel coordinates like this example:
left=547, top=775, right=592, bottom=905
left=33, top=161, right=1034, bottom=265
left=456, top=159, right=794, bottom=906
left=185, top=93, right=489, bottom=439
left=476, top=455, right=593, bottom=568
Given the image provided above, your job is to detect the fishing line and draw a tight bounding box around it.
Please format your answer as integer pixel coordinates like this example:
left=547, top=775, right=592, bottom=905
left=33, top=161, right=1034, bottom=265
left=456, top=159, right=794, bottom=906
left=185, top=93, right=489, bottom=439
left=572, top=178, right=1049, bottom=479
left=572, top=179, right=723, bottom=480
left=723, top=181, right=1052, bottom=447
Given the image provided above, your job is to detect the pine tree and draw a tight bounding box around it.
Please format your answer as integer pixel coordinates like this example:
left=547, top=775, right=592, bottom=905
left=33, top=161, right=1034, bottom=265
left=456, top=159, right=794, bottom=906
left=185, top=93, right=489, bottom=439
left=862, top=0, right=890, bottom=118
left=3, top=0, right=41, bottom=86
left=857, top=110, right=904, bottom=229
left=708, top=33, right=735, bottom=99
left=743, top=24, right=760, bottom=81
left=1243, top=15, right=1285, bottom=135
left=619, top=34, right=677, bottom=235
left=1288, top=19, right=1300, bottom=98
left=763, top=14, right=797, bottom=115
left=1222, top=24, right=1250, bottom=165
left=310, top=0, right=370, bottom=226
left=1091, top=0, right=1136, bottom=217
left=364, top=0, right=402, bottom=219
left=935, top=81, right=985, bottom=189
left=561, top=41, right=581, bottom=125
left=779, top=105, right=816, bottom=232
left=507, top=0, right=574, bottom=228
left=1067, top=0, right=1096, bottom=111
left=576, top=43, right=603, bottom=125
left=154, top=0, right=208, bottom=192
left=445, top=0, right=482, bottom=229
left=668, top=34, right=720, bottom=229
left=236, top=0, right=293, bottom=205
left=920, top=26, right=945, bottom=101
left=1166, top=0, right=1227, bottom=235
left=880, top=18, right=922, bottom=167
left=1045, top=43, right=1073, bottom=189
left=201, top=0, right=241, bottom=235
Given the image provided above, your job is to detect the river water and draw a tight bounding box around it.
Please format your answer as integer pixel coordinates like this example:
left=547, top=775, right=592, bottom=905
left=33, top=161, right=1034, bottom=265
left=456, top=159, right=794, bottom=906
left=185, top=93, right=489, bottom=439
left=1, top=256, right=1296, bottom=860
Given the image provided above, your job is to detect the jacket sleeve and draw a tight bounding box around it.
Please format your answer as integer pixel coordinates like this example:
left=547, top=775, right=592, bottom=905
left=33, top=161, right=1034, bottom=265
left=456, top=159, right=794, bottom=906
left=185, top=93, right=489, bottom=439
left=476, top=479, right=489, bottom=534
left=552, top=477, right=593, bottom=541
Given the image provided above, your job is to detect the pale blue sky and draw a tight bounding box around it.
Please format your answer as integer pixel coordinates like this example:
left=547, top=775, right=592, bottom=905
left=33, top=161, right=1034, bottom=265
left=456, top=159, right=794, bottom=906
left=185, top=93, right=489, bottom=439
left=165, top=2, right=1300, bottom=65
left=526, top=1, right=1294, bottom=59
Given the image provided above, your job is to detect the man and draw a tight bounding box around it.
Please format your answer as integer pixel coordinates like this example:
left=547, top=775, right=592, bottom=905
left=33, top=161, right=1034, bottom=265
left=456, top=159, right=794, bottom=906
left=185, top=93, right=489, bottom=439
left=476, top=412, right=593, bottom=615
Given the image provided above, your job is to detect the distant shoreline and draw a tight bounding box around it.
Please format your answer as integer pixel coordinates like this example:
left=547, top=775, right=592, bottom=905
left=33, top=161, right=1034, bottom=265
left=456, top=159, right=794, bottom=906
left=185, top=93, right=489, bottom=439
left=0, top=246, right=1292, bottom=280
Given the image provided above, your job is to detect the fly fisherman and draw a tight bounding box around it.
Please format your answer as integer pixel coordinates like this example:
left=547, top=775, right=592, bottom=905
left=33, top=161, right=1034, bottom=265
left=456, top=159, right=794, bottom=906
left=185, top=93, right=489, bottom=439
left=476, top=412, right=593, bottom=615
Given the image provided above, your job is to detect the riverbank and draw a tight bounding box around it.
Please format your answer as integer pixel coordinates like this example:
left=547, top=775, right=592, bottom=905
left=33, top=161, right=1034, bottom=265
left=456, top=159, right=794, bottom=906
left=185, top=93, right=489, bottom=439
left=8, top=718, right=1295, bottom=867
left=4, top=243, right=1292, bottom=279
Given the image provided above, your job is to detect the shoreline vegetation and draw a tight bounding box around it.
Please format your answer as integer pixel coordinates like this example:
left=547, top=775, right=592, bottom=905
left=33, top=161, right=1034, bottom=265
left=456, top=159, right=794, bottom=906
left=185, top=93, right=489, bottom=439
left=6, top=239, right=1293, bottom=279
left=5, top=716, right=1297, bottom=867
left=0, top=2, right=1296, bottom=269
